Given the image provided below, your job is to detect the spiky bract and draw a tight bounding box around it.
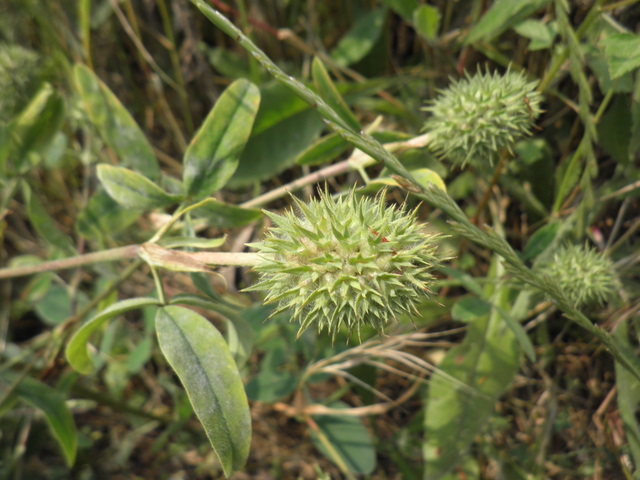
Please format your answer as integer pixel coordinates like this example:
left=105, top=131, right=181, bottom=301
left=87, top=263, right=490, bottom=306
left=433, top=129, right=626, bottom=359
left=246, top=190, right=444, bottom=340
left=422, top=69, right=543, bottom=167
left=541, top=244, right=617, bottom=308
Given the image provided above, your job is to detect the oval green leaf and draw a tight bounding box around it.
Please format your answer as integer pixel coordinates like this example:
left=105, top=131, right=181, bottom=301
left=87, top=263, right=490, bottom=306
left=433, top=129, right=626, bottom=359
left=66, top=297, right=161, bottom=374
left=74, top=64, right=159, bottom=178
left=192, top=199, right=262, bottom=228
left=413, top=4, right=441, bottom=42
left=295, top=132, right=350, bottom=166
left=97, top=164, right=182, bottom=210
left=155, top=306, right=251, bottom=476
left=184, top=79, right=260, bottom=199
left=330, top=8, right=387, bottom=67
left=0, top=372, right=77, bottom=466
left=310, top=401, right=376, bottom=475
left=75, top=190, right=142, bottom=240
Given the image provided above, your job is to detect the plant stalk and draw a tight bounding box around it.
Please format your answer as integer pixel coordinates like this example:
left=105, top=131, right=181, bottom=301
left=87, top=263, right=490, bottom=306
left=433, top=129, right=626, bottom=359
left=0, top=245, right=140, bottom=280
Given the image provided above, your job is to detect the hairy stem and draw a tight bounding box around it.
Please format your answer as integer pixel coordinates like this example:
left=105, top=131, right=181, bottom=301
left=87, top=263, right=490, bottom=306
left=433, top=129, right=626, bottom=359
left=0, top=245, right=140, bottom=279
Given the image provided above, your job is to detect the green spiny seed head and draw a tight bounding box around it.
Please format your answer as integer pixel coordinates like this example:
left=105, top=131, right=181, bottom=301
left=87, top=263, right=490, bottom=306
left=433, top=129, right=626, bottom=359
left=246, top=189, right=445, bottom=341
left=422, top=69, right=543, bottom=167
left=540, top=243, right=617, bottom=308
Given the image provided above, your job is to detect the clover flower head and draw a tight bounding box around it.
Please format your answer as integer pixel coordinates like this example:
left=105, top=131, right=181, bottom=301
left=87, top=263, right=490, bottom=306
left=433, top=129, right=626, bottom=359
left=246, top=189, right=445, bottom=341
left=422, top=68, right=543, bottom=167
left=541, top=243, right=617, bottom=308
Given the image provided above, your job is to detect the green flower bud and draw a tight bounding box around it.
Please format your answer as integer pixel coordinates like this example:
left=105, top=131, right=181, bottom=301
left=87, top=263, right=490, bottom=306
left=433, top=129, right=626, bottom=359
left=540, top=243, right=617, bottom=308
left=246, top=189, right=445, bottom=341
left=422, top=69, right=543, bottom=167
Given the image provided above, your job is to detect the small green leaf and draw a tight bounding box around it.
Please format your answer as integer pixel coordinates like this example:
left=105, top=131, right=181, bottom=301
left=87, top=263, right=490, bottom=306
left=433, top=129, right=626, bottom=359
left=66, top=297, right=161, bottom=374
left=310, top=401, right=376, bottom=475
left=295, top=132, right=350, bottom=167
left=74, top=64, right=159, bottom=178
left=97, top=164, right=182, bottom=210
left=513, top=19, right=555, bottom=50
left=223, top=315, right=255, bottom=369
left=245, top=371, right=298, bottom=403
left=452, top=297, right=491, bottom=323
left=377, top=0, right=417, bottom=22
left=413, top=5, right=441, bottom=42
left=156, top=306, right=251, bottom=477
left=465, top=0, right=551, bottom=44
left=0, top=372, right=77, bottom=466
left=75, top=190, right=141, bottom=240
left=230, top=83, right=324, bottom=186
left=205, top=47, right=252, bottom=79
left=312, top=57, right=360, bottom=131
left=598, top=95, right=632, bottom=165
left=192, top=199, right=262, bottom=228
left=602, top=33, right=640, bottom=80
left=371, top=168, right=446, bottom=192
left=35, top=285, right=89, bottom=326
left=330, top=8, right=387, bottom=67
left=25, top=185, right=75, bottom=255
left=523, top=222, right=560, bottom=261
left=184, top=79, right=260, bottom=199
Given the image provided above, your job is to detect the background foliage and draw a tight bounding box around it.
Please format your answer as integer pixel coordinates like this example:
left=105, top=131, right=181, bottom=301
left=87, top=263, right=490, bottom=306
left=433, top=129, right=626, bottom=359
left=1, top=0, right=639, bottom=479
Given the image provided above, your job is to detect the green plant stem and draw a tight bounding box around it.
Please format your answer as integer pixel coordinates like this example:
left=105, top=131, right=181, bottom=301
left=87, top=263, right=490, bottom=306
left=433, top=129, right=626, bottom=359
left=472, top=150, right=509, bottom=225
left=78, top=0, right=92, bottom=69
left=0, top=242, right=261, bottom=280
left=0, top=245, right=140, bottom=279
left=418, top=185, right=640, bottom=381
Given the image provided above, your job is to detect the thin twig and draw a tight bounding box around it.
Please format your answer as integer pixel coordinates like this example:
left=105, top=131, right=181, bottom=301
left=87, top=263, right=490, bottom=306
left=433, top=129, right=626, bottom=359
left=0, top=245, right=140, bottom=280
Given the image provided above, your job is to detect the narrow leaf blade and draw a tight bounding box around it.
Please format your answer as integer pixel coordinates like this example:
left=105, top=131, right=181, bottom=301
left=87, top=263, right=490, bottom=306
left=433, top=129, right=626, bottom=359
left=155, top=306, right=251, bottom=476
left=310, top=402, right=376, bottom=475
left=66, top=297, right=161, bottom=374
left=74, top=64, right=159, bottom=178
left=97, top=164, right=181, bottom=210
left=184, top=79, right=260, bottom=198
left=0, top=372, right=78, bottom=466
left=312, top=57, right=360, bottom=131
